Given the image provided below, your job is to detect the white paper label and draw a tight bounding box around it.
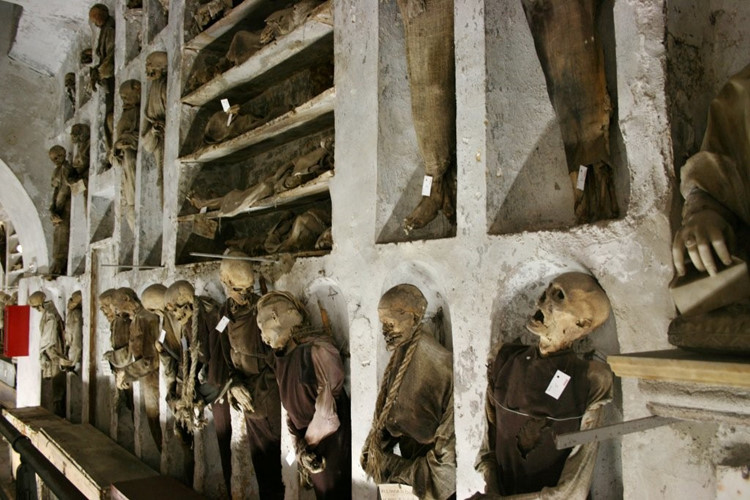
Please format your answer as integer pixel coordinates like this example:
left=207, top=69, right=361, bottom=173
left=158, top=329, right=166, bottom=344
left=378, top=484, right=417, bottom=500
left=576, top=165, right=588, bottom=191
left=181, top=337, right=188, bottom=351
left=545, top=370, right=571, bottom=400
left=421, top=175, right=433, bottom=197
left=199, top=206, right=207, bottom=214
left=216, top=316, right=230, bottom=332
left=220, top=98, right=230, bottom=112
left=285, top=449, right=296, bottom=466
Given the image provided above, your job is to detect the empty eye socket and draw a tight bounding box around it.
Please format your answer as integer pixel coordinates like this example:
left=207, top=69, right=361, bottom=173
left=554, top=288, right=565, bottom=300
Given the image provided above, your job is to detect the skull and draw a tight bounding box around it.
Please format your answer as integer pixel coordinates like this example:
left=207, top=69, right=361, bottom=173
left=526, top=272, right=611, bottom=355
left=99, top=289, right=118, bottom=323
left=89, top=4, right=110, bottom=27
left=119, top=80, right=142, bottom=108
left=145, top=52, right=168, bottom=80
left=141, top=284, right=167, bottom=314
left=220, top=250, right=255, bottom=306
left=256, top=291, right=305, bottom=352
left=378, top=284, right=427, bottom=351
left=48, top=145, right=67, bottom=167
left=165, top=280, right=195, bottom=326
left=80, top=48, right=93, bottom=65
left=71, top=123, right=90, bottom=144
left=67, top=291, right=82, bottom=311
left=28, top=291, right=47, bottom=312
left=111, top=287, right=141, bottom=319
left=64, top=72, right=76, bottom=88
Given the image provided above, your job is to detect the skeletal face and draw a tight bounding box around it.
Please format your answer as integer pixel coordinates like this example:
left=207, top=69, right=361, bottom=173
left=145, top=52, right=168, bottom=80
left=257, top=295, right=303, bottom=352
left=28, top=291, right=46, bottom=312
left=80, top=49, right=93, bottom=65
left=71, top=124, right=89, bottom=144
left=67, top=291, right=82, bottom=311
left=99, top=289, right=117, bottom=323
left=89, top=5, right=109, bottom=27
left=378, top=284, right=427, bottom=351
left=165, top=281, right=195, bottom=326
left=141, top=284, right=167, bottom=314
left=119, top=80, right=142, bottom=108
left=112, top=288, right=141, bottom=319
left=220, top=253, right=255, bottom=306
left=65, top=73, right=76, bottom=88
left=526, top=272, right=611, bottom=354
left=48, top=146, right=66, bottom=167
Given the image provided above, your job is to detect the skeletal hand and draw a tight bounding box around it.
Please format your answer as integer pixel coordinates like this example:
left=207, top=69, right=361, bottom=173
left=672, top=208, right=734, bottom=276
left=228, top=383, right=254, bottom=412
left=299, top=447, right=326, bottom=474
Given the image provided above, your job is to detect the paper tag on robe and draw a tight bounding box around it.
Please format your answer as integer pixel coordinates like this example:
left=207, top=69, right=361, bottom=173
left=216, top=316, right=230, bottom=332
left=421, top=175, right=433, bottom=197
left=158, top=329, right=166, bottom=344
left=545, top=370, right=571, bottom=400
left=285, top=449, right=296, bottom=466
left=181, top=337, right=188, bottom=351
left=220, top=98, right=230, bottom=112
left=378, top=484, right=418, bottom=500
left=576, top=165, right=588, bottom=191
left=199, top=206, right=207, bottom=214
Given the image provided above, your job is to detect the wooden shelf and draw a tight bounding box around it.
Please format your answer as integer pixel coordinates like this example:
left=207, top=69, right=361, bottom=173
left=179, top=87, right=335, bottom=163
left=181, top=0, right=333, bottom=107
left=179, top=169, right=333, bottom=222
left=184, top=0, right=268, bottom=52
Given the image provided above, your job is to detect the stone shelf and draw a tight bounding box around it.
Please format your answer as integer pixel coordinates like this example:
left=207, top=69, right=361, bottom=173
left=181, top=0, right=333, bottom=107
left=179, top=87, right=335, bottom=163
left=178, top=169, right=333, bottom=222
left=184, top=0, right=267, bottom=52
left=608, top=349, right=750, bottom=389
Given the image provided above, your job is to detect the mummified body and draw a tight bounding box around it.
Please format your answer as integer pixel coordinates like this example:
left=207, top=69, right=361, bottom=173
left=164, top=280, right=233, bottom=494
left=669, top=63, right=750, bottom=353
left=143, top=52, right=167, bottom=203
left=257, top=291, right=351, bottom=499
left=475, top=273, right=613, bottom=498
left=111, top=80, right=142, bottom=232
left=60, top=291, right=83, bottom=373
left=361, top=284, right=456, bottom=500
left=70, top=124, right=90, bottom=188
left=219, top=252, right=284, bottom=499
left=29, top=291, right=66, bottom=417
left=522, top=0, right=619, bottom=223
left=89, top=4, right=116, bottom=158
left=397, top=0, right=457, bottom=234
left=48, top=146, right=72, bottom=276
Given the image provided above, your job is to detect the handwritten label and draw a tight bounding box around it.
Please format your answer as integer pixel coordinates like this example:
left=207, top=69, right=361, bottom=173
left=576, top=165, right=588, bottom=191
left=220, top=98, right=230, bottom=112
left=421, top=175, right=433, bottom=197
left=216, top=316, right=230, bottom=332
left=158, top=329, right=166, bottom=344
left=378, top=484, right=418, bottom=500
left=545, top=370, right=571, bottom=400
left=285, top=449, right=296, bottom=466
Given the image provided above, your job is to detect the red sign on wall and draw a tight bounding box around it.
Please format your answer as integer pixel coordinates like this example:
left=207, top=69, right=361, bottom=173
left=4, top=305, right=29, bottom=357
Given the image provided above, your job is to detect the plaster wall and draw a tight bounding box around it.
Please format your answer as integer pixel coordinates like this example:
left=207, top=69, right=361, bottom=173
left=6, top=0, right=750, bottom=499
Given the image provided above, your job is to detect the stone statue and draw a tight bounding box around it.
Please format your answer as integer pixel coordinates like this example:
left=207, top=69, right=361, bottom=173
left=256, top=291, right=351, bottom=498
left=29, top=291, right=66, bottom=417
left=70, top=123, right=91, bottom=188
left=218, top=251, right=284, bottom=499
left=474, top=272, right=613, bottom=498
left=60, top=291, right=83, bottom=373
left=361, top=284, right=455, bottom=500
left=111, top=80, right=142, bottom=232
left=668, top=63, right=750, bottom=353
left=48, top=145, right=72, bottom=276
left=187, top=139, right=333, bottom=217
left=522, top=0, right=619, bottom=224
left=395, top=0, right=457, bottom=234
left=143, top=52, right=167, bottom=203
left=164, top=280, right=232, bottom=493
left=64, top=72, right=76, bottom=110
left=108, top=288, right=162, bottom=452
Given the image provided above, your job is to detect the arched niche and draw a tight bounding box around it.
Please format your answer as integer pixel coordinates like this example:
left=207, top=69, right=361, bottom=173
left=0, top=158, right=49, bottom=274
left=487, top=257, right=622, bottom=499
left=304, top=277, right=350, bottom=391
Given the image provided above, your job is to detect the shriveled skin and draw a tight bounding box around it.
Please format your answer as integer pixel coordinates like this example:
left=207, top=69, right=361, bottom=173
left=522, top=0, right=619, bottom=223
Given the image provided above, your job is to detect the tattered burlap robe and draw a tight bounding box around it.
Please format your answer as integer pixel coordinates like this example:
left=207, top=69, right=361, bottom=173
left=522, top=0, right=619, bottom=223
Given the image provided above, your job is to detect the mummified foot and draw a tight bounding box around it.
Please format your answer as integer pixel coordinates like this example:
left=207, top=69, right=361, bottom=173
left=403, top=175, right=446, bottom=234
left=570, top=160, right=619, bottom=224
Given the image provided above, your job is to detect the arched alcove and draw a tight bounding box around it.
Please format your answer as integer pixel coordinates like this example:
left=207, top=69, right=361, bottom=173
left=0, top=158, right=50, bottom=275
